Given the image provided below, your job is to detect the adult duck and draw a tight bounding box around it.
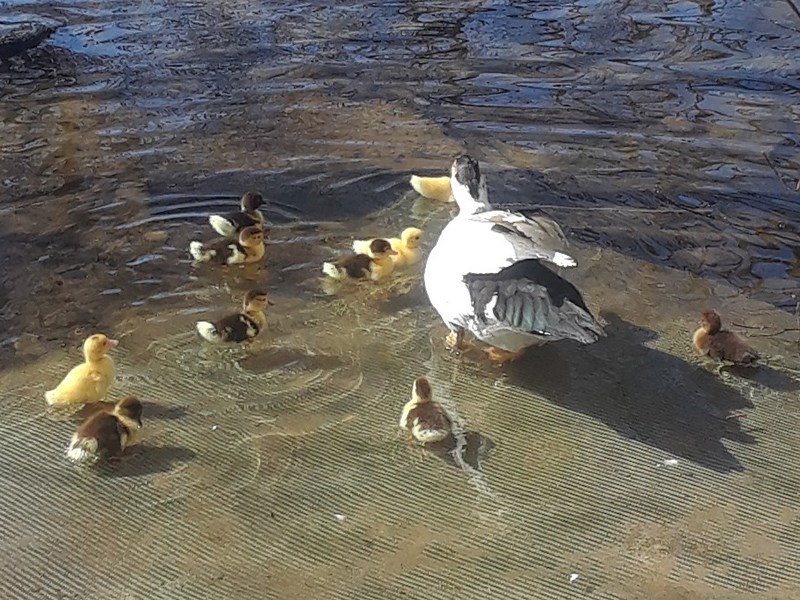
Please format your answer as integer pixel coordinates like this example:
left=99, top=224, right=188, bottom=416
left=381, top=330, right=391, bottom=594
left=423, top=155, right=604, bottom=362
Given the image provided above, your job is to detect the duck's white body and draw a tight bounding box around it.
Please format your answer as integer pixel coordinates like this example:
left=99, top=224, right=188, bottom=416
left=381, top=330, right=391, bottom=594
left=424, top=156, right=603, bottom=352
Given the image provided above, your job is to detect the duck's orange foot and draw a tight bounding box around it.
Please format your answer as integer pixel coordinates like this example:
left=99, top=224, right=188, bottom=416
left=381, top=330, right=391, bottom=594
left=484, top=347, right=526, bottom=364
left=444, top=329, right=465, bottom=353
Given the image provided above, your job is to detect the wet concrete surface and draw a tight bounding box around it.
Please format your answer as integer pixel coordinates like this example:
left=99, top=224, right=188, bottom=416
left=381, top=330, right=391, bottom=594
left=1, top=0, right=799, bottom=598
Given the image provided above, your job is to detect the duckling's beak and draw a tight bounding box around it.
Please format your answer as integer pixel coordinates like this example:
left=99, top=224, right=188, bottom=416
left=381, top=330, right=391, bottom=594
left=388, top=249, right=398, bottom=255
left=105, top=339, right=119, bottom=350
left=267, top=300, right=275, bottom=306
left=136, top=418, right=143, bottom=429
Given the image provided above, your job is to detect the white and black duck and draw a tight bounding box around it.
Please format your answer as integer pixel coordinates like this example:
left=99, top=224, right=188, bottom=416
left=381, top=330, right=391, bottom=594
left=423, top=155, right=604, bottom=362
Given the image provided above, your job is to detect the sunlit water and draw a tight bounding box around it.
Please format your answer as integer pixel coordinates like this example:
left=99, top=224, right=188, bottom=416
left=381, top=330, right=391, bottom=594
left=1, top=1, right=800, bottom=598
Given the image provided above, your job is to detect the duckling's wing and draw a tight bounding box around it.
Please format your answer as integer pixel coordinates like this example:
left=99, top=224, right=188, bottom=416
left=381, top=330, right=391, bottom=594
left=464, top=259, right=604, bottom=344
left=473, top=211, right=576, bottom=268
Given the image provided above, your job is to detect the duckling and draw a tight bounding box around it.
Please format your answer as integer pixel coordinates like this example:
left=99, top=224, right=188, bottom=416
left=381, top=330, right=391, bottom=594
left=209, top=191, right=265, bottom=237
left=66, top=396, right=143, bottom=464
left=399, top=377, right=452, bottom=444
left=409, top=175, right=453, bottom=203
left=196, top=289, right=270, bottom=344
left=45, top=334, right=118, bottom=406
left=352, top=227, right=424, bottom=268
left=693, top=310, right=760, bottom=366
left=189, top=224, right=265, bottom=265
left=322, top=238, right=397, bottom=282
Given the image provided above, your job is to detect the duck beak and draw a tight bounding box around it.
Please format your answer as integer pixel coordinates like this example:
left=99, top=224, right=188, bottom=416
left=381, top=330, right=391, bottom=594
left=106, top=339, right=119, bottom=350
left=136, top=419, right=143, bottom=429
left=267, top=300, right=275, bottom=306
left=388, top=249, right=398, bottom=256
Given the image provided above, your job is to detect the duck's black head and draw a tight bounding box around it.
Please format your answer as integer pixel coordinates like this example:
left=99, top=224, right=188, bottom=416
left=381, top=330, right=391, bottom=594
left=116, top=396, right=143, bottom=428
left=241, top=192, right=264, bottom=211
left=368, top=238, right=394, bottom=257
left=451, top=155, right=481, bottom=201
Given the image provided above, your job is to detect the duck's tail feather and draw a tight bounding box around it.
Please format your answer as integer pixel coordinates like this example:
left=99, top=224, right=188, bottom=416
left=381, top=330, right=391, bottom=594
left=208, top=215, right=235, bottom=237
left=322, top=262, right=345, bottom=280
left=196, top=321, right=223, bottom=343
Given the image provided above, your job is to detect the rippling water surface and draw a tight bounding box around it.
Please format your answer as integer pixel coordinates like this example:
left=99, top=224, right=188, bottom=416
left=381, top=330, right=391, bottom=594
left=1, top=1, right=800, bottom=599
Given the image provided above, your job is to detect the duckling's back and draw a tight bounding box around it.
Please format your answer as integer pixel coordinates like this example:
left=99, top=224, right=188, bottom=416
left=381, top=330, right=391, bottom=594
left=46, top=356, right=115, bottom=405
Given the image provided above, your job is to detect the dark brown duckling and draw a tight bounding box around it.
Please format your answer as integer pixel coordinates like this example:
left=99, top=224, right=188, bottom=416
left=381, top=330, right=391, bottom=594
left=399, top=377, right=452, bottom=444
left=189, top=224, right=265, bottom=265
left=196, top=289, right=270, bottom=344
left=208, top=191, right=265, bottom=237
left=321, top=238, right=397, bottom=281
left=66, top=396, right=143, bottom=464
left=693, top=310, right=760, bottom=365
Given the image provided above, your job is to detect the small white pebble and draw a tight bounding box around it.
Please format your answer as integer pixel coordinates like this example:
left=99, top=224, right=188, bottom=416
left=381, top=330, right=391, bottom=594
left=211, top=425, right=218, bottom=432
left=334, top=513, right=346, bottom=523
left=569, top=574, right=579, bottom=584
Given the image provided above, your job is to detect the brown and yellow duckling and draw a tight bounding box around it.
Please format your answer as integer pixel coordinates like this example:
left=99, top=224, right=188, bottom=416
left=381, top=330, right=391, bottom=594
left=352, top=227, right=424, bottom=268
left=208, top=191, right=265, bottom=237
left=693, top=310, right=760, bottom=366
left=189, top=224, right=265, bottom=265
left=66, top=396, right=143, bottom=464
left=195, top=289, right=270, bottom=344
left=399, top=377, right=452, bottom=445
left=322, top=238, right=397, bottom=282
left=409, top=175, right=452, bottom=203
left=45, top=334, right=118, bottom=407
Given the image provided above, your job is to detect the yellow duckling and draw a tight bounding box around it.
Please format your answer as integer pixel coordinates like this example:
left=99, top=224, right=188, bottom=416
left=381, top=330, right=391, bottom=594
left=409, top=175, right=452, bottom=203
left=399, top=377, right=452, bottom=444
left=352, top=227, right=424, bottom=268
left=66, top=396, right=143, bottom=464
left=189, top=224, right=265, bottom=265
left=196, top=289, right=270, bottom=344
left=45, top=334, right=118, bottom=406
left=322, top=238, right=397, bottom=282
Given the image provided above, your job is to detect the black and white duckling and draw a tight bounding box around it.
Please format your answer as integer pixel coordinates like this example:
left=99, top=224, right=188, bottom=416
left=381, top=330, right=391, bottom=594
left=409, top=175, right=453, bottom=203
left=352, top=227, right=424, bottom=268
left=399, top=377, right=451, bottom=444
left=208, top=191, right=265, bottom=237
left=693, top=310, right=760, bottom=366
left=66, top=396, right=143, bottom=464
left=322, top=238, right=397, bottom=281
left=189, top=224, right=265, bottom=265
left=424, top=154, right=604, bottom=363
left=196, top=289, right=270, bottom=344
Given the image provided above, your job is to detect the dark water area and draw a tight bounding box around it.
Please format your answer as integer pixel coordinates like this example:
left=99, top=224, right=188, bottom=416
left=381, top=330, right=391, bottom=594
left=1, top=2, right=800, bottom=599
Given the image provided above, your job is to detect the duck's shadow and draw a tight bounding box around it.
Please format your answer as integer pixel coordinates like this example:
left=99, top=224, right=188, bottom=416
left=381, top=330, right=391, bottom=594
left=75, top=400, right=188, bottom=421
left=426, top=431, right=495, bottom=471
left=505, top=312, right=757, bottom=473
left=100, top=444, right=197, bottom=478
left=719, top=363, right=800, bottom=392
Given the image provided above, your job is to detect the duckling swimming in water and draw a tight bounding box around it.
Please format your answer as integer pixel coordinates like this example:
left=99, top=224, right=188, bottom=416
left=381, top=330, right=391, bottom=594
left=45, top=334, right=118, bottom=406
left=693, top=310, right=760, bottom=366
left=66, top=396, right=143, bottom=464
left=196, top=289, right=270, bottom=344
left=209, top=191, right=265, bottom=237
left=409, top=175, right=453, bottom=203
left=189, top=224, right=265, bottom=265
left=352, top=227, right=424, bottom=268
left=399, top=377, right=452, bottom=444
left=322, top=238, right=397, bottom=281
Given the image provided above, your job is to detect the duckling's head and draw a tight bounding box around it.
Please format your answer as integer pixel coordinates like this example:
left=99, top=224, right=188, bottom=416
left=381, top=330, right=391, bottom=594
left=115, top=395, right=143, bottom=429
left=368, top=238, right=397, bottom=259
left=244, top=289, right=270, bottom=312
left=83, top=334, right=118, bottom=361
left=239, top=225, right=264, bottom=247
left=412, top=377, right=433, bottom=404
left=400, top=227, right=423, bottom=249
left=700, top=310, right=722, bottom=334
left=451, top=154, right=489, bottom=215
left=241, top=192, right=264, bottom=212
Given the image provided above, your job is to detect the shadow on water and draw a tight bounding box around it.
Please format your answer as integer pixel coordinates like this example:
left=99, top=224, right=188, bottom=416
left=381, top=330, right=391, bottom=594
left=76, top=400, right=188, bottom=422
left=426, top=431, right=496, bottom=472
left=506, top=313, right=755, bottom=473
left=721, top=364, right=800, bottom=393
left=101, top=444, right=196, bottom=478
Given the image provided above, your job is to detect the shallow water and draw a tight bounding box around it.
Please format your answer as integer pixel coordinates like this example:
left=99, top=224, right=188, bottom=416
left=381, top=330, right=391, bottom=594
left=1, top=1, right=800, bottom=599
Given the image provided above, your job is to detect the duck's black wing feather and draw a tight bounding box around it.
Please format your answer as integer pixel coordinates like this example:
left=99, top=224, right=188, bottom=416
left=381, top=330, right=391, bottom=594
left=463, top=259, right=604, bottom=344
left=214, top=313, right=261, bottom=342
